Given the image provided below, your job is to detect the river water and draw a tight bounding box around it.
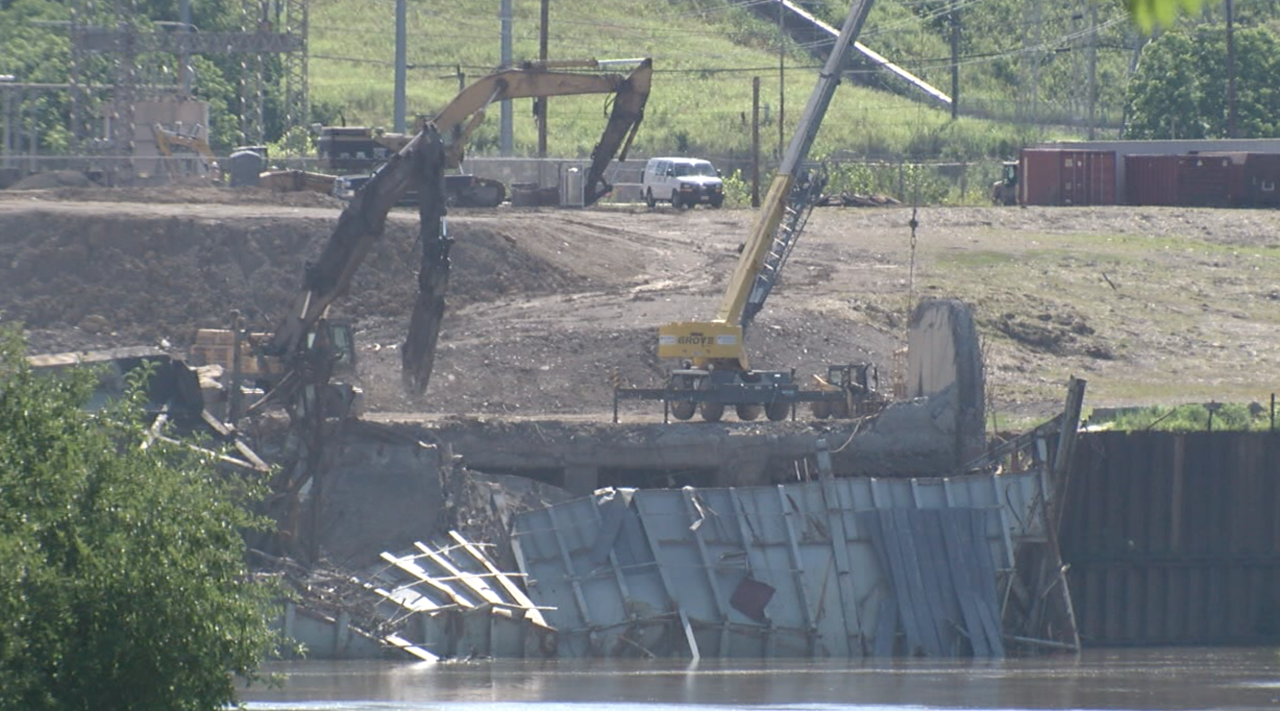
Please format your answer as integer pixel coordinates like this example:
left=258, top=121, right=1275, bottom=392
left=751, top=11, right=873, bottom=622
left=242, top=647, right=1280, bottom=710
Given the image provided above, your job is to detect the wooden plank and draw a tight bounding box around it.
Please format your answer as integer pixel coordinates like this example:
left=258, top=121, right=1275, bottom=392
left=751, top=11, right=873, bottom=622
left=448, top=531, right=549, bottom=628
left=385, top=632, right=440, bottom=661
left=380, top=551, right=475, bottom=609
left=415, top=542, right=506, bottom=608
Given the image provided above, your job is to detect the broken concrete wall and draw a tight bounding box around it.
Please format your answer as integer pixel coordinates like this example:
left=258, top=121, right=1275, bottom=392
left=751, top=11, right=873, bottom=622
left=905, top=298, right=986, bottom=467
left=316, top=438, right=444, bottom=567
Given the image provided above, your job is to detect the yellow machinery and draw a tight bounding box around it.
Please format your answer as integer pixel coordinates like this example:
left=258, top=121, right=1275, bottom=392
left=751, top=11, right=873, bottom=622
left=151, top=123, right=220, bottom=181
left=637, top=0, right=876, bottom=422
left=318, top=58, right=653, bottom=206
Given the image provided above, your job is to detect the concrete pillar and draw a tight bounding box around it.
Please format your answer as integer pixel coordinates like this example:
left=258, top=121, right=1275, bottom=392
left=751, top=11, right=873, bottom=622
left=560, top=466, right=599, bottom=496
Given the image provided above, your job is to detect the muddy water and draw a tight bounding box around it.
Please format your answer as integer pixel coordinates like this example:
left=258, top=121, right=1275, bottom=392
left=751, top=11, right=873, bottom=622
left=243, top=647, right=1280, bottom=710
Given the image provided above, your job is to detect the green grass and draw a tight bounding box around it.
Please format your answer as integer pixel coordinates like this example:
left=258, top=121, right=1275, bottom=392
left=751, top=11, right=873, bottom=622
left=308, top=0, right=1070, bottom=162
left=1087, top=402, right=1277, bottom=432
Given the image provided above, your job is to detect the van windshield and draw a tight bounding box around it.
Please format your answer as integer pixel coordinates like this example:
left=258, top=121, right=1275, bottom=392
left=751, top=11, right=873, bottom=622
left=674, top=162, right=717, bottom=177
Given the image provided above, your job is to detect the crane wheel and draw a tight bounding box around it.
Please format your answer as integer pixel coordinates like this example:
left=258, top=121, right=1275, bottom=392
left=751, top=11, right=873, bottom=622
left=671, top=400, right=696, bottom=420
left=700, top=402, right=725, bottom=423
left=735, top=404, right=763, bottom=421
left=765, top=402, right=790, bottom=422
left=810, top=401, right=832, bottom=419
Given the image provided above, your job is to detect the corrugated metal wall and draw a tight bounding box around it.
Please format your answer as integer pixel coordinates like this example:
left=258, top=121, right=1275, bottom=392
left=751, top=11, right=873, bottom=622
left=1062, top=432, right=1280, bottom=645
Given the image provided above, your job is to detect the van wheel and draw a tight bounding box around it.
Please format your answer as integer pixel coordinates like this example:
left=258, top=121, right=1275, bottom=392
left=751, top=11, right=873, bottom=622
left=671, top=191, right=682, bottom=209
left=645, top=188, right=656, bottom=208
left=710, top=196, right=724, bottom=209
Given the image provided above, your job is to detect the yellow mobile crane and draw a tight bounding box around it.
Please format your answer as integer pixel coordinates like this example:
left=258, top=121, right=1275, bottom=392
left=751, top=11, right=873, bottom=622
left=615, top=0, right=881, bottom=423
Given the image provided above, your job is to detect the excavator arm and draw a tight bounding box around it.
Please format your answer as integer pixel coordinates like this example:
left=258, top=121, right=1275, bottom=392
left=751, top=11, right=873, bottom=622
left=263, top=58, right=652, bottom=402
left=384, top=58, right=652, bottom=205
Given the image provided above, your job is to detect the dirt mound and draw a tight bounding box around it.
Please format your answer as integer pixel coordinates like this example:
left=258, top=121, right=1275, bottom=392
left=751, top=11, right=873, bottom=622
left=1, top=184, right=346, bottom=209
left=0, top=204, right=593, bottom=355
left=8, top=171, right=99, bottom=190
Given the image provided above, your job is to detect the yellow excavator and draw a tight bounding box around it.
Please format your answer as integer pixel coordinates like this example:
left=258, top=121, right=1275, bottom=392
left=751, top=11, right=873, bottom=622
left=614, top=1, right=884, bottom=423
left=317, top=58, right=651, bottom=206
left=193, top=58, right=653, bottom=416
left=151, top=123, right=220, bottom=182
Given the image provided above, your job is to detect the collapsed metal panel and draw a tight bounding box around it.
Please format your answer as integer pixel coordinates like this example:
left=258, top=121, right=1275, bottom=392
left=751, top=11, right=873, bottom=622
left=366, top=531, right=554, bottom=661
left=513, top=470, right=1051, bottom=659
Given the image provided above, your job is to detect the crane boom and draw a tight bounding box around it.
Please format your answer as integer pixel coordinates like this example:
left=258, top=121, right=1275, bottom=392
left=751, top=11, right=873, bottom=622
left=657, top=0, right=874, bottom=372
left=714, top=0, right=873, bottom=327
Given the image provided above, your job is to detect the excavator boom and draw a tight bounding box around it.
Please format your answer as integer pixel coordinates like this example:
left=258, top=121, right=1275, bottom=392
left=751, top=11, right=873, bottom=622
left=378, top=59, right=652, bottom=205
left=265, top=58, right=652, bottom=399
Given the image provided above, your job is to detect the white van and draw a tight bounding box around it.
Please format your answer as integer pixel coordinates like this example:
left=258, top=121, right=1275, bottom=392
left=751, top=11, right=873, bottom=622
left=642, top=157, right=724, bottom=209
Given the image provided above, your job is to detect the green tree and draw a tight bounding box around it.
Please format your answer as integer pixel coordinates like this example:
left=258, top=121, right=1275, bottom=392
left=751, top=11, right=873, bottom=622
left=1124, top=25, right=1280, bottom=139
left=0, top=328, right=278, bottom=711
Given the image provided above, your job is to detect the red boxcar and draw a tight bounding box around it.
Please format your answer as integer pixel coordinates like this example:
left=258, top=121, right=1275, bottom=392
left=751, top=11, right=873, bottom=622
left=1020, top=149, right=1116, bottom=206
left=1125, top=155, right=1181, bottom=205
left=1236, top=153, right=1280, bottom=207
left=1176, top=154, right=1234, bottom=207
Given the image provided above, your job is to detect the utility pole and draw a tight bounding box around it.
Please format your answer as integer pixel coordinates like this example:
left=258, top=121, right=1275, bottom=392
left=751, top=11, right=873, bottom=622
left=537, top=0, right=549, bottom=157
left=1226, top=0, right=1237, bottom=138
left=752, top=76, right=761, bottom=207
left=778, top=0, right=785, bottom=158
left=499, top=0, right=513, bottom=155
left=179, top=0, right=192, bottom=95
left=1087, top=0, right=1098, bottom=138
left=949, top=2, right=959, bottom=120
left=394, top=0, right=406, bottom=133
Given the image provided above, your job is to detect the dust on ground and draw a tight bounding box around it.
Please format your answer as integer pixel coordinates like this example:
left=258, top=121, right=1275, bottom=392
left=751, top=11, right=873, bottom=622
left=3, top=185, right=1279, bottom=422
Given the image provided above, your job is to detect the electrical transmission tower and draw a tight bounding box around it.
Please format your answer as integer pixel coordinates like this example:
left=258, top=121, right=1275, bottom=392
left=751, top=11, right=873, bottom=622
left=68, top=0, right=308, bottom=162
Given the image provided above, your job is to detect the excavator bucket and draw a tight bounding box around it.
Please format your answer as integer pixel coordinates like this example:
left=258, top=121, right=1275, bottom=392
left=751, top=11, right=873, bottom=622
left=401, top=135, right=451, bottom=395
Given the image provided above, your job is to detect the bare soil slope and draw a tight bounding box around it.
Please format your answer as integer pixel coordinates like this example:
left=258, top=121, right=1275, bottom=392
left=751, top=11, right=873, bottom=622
left=3, top=187, right=1278, bottom=422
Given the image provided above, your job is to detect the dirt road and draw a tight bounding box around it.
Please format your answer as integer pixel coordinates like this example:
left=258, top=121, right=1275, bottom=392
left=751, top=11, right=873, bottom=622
left=2, top=186, right=1278, bottom=423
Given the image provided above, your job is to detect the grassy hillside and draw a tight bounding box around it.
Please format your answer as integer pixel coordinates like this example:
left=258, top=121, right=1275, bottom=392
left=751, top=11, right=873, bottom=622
left=308, top=0, right=1078, bottom=162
